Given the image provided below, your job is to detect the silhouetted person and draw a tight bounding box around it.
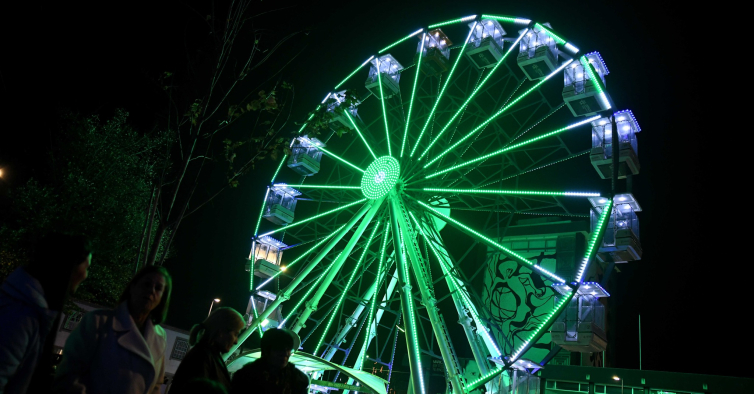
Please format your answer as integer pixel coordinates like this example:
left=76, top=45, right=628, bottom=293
left=231, top=328, right=308, bottom=394
left=54, top=265, right=172, bottom=394
left=0, top=232, right=92, bottom=394
left=182, top=378, right=228, bottom=394
left=169, top=307, right=244, bottom=394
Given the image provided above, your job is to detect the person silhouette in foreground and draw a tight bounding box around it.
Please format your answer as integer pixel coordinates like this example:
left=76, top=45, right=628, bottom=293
left=169, top=307, right=244, bottom=393
left=231, top=328, right=308, bottom=394
left=0, top=232, right=92, bottom=394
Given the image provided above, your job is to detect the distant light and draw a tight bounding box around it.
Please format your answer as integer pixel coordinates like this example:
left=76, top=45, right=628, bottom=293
left=262, top=319, right=270, bottom=326
left=613, top=376, right=621, bottom=381
left=623, top=125, right=631, bottom=131
left=214, top=298, right=221, bottom=302
left=280, top=266, right=287, bottom=271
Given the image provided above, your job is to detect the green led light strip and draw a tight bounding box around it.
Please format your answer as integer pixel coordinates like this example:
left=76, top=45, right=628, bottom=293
left=421, top=187, right=600, bottom=197
left=423, top=58, right=575, bottom=169
left=274, top=184, right=361, bottom=190
left=498, top=150, right=589, bottom=182
left=376, top=60, right=392, bottom=157
left=410, top=22, right=477, bottom=158
left=379, top=28, right=423, bottom=54
left=401, top=33, right=425, bottom=158
left=480, top=14, right=517, bottom=23
left=534, top=23, right=567, bottom=45
left=270, top=154, right=288, bottom=183
left=466, top=289, right=574, bottom=391
left=428, top=15, right=476, bottom=29
left=297, top=106, right=320, bottom=134
left=253, top=188, right=270, bottom=236
left=575, top=200, right=612, bottom=283
left=258, top=199, right=367, bottom=237
left=425, top=112, right=598, bottom=178
left=318, top=145, right=365, bottom=173
left=278, top=263, right=335, bottom=328
left=416, top=200, right=565, bottom=283
left=345, top=112, right=378, bottom=160
left=314, top=221, right=382, bottom=356
left=254, top=224, right=348, bottom=291
left=582, top=56, right=605, bottom=95
left=360, top=156, right=401, bottom=200
left=418, top=29, right=528, bottom=160
left=359, top=225, right=391, bottom=369
left=335, top=57, right=374, bottom=90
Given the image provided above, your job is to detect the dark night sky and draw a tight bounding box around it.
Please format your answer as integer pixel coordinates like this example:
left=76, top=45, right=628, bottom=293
left=0, top=0, right=736, bottom=379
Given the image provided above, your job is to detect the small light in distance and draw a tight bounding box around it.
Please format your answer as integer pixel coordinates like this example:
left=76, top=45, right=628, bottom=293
left=396, top=325, right=405, bottom=332
left=214, top=298, right=221, bottom=302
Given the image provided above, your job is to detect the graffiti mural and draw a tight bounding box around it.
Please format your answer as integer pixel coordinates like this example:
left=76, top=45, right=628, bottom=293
left=482, top=237, right=559, bottom=363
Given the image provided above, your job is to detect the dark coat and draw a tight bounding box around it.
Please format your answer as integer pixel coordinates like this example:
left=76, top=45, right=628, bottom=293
left=169, top=341, right=231, bottom=393
left=231, top=359, right=308, bottom=394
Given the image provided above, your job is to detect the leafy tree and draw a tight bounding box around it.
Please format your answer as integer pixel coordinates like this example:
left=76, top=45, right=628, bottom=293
left=0, top=110, right=170, bottom=306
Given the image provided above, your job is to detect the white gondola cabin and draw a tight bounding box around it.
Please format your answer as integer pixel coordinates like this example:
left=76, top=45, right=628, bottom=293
left=589, top=194, right=642, bottom=263
left=590, top=110, right=641, bottom=179
left=465, top=19, right=507, bottom=69
left=326, top=90, right=364, bottom=132
left=365, top=54, right=403, bottom=99
left=563, top=52, right=612, bottom=117
left=248, top=235, right=287, bottom=278
left=287, top=136, right=325, bottom=177
left=550, top=292, right=607, bottom=353
left=263, top=184, right=301, bottom=225
left=517, top=23, right=559, bottom=80
left=417, top=29, right=453, bottom=77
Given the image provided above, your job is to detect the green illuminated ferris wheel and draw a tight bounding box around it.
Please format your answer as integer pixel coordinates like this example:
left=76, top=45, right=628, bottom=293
left=229, top=12, right=643, bottom=394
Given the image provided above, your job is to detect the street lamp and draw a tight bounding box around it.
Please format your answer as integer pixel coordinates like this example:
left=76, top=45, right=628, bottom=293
left=208, top=298, right=221, bottom=316
left=613, top=376, right=623, bottom=394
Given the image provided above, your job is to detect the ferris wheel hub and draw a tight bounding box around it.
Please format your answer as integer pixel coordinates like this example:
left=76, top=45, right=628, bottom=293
left=360, top=156, right=400, bottom=199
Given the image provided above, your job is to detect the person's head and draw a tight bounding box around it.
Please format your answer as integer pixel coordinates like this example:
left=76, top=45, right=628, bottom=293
left=189, top=307, right=245, bottom=353
left=261, top=328, right=297, bottom=368
left=26, top=232, right=92, bottom=309
left=118, top=266, right=172, bottom=324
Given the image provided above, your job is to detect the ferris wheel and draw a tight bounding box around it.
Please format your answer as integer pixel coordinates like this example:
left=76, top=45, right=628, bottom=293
left=228, top=13, right=643, bottom=394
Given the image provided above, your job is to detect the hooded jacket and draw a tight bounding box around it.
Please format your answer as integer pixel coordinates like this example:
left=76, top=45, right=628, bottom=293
left=0, top=267, right=59, bottom=394
left=54, top=302, right=166, bottom=394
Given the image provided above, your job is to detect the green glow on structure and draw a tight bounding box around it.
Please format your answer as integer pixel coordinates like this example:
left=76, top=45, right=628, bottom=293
left=575, top=199, right=612, bottom=283
left=379, top=28, right=423, bottom=54
left=425, top=112, right=598, bottom=179
left=417, top=200, right=565, bottom=283
left=398, top=225, right=426, bottom=394
left=418, top=29, right=528, bottom=160
left=271, top=155, right=288, bottom=183
left=258, top=199, right=367, bottom=237
left=318, top=145, right=365, bottom=173
left=361, top=156, right=400, bottom=200
left=428, top=15, right=476, bottom=29
left=408, top=212, right=502, bottom=356
left=481, top=14, right=517, bottom=23
left=297, top=106, right=320, bottom=134
left=582, top=56, right=605, bottom=95
left=314, top=221, right=382, bottom=356
left=335, top=57, right=374, bottom=90
left=421, top=187, right=599, bottom=197
left=376, top=60, right=392, bottom=157
left=410, top=23, right=477, bottom=158
left=345, top=112, right=378, bottom=160
left=359, top=225, right=390, bottom=369
left=253, top=188, right=271, bottom=236
left=423, top=58, right=575, bottom=169
left=402, top=33, right=425, bottom=158
left=278, top=263, right=335, bottom=328
left=255, top=224, right=348, bottom=291
left=534, top=23, right=567, bottom=45
left=274, top=184, right=361, bottom=190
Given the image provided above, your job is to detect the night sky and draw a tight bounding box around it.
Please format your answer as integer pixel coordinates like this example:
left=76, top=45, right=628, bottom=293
left=1, top=0, right=734, bottom=379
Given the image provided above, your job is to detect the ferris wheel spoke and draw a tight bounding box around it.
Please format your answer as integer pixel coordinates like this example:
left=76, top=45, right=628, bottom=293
left=424, top=114, right=600, bottom=179
left=334, top=56, right=375, bottom=90
left=414, top=199, right=565, bottom=283
left=257, top=199, right=367, bottom=238
left=419, top=187, right=600, bottom=198
left=423, top=58, right=576, bottom=170
left=274, top=184, right=361, bottom=191
left=409, top=23, right=477, bottom=158
left=375, top=59, right=393, bottom=157
left=225, top=201, right=376, bottom=360
left=342, top=112, right=378, bottom=160
left=253, top=223, right=348, bottom=292
left=417, top=28, right=529, bottom=161
left=401, top=33, right=426, bottom=158
left=318, top=145, right=366, bottom=173
left=313, top=221, right=383, bottom=356
left=358, top=224, right=391, bottom=369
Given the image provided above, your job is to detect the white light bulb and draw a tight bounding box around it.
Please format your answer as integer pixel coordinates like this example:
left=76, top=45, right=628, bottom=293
left=495, top=29, right=500, bottom=34
left=487, top=21, right=492, bottom=25
left=577, top=73, right=583, bottom=79
left=618, top=117, right=625, bottom=121
left=599, top=121, right=607, bottom=125
left=622, top=125, right=630, bottom=131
